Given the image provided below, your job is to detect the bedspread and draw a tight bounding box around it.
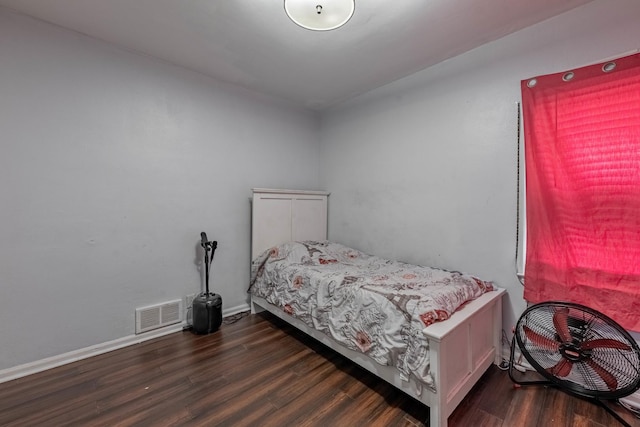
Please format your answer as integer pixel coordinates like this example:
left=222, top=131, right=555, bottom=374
left=249, top=241, right=494, bottom=390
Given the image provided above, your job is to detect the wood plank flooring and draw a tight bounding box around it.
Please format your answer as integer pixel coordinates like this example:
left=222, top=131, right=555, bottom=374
left=1, top=311, right=639, bottom=426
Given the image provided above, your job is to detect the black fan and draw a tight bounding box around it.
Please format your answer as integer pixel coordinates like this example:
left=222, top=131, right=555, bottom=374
left=509, top=301, right=640, bottom=426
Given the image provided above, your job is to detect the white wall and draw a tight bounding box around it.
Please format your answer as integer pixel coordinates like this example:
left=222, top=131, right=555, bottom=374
left=0, top=9, right=320, bottom=370
left=319, top=0, right=640, bottom=330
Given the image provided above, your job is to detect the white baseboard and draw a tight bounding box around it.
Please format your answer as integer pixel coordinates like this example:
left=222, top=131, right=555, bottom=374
left=0, top=324, right=185, bottom=385
left=224, top=302, right=250, bottom=317
left=0, top=302, right=251, bottom=385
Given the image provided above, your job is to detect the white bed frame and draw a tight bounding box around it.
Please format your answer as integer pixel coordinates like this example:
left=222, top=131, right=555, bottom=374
left=250, top=188, right=505, bottom=427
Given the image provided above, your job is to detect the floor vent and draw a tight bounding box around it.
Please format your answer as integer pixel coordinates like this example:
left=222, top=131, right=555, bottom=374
left=135, top=299, right=182, bottom=334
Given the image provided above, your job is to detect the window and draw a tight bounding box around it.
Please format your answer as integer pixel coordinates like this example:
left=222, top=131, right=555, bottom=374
left=521, top=53, right=640, bottom=331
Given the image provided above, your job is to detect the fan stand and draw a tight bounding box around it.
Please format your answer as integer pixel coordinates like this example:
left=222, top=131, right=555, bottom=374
left=507, top=335, right=634, bottom=427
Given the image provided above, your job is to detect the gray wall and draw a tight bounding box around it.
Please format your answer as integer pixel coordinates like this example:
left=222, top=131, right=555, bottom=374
left=0, top=9, right=320, bottom=370
left=2, top=0, right=639, bottom=372
left=319, top=0, right=640, bottom=330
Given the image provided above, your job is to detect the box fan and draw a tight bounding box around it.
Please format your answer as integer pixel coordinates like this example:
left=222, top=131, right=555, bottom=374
left=509, top=301, right=640, bottom=427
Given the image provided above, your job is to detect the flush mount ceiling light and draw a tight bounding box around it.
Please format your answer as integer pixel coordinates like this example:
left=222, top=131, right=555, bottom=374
left=284, top=0, right=355, bottom=31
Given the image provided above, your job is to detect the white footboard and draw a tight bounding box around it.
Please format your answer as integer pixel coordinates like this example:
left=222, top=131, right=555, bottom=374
left=423, top=288, right=505, bottom=427
left=250, top=288, right=505, bottom=427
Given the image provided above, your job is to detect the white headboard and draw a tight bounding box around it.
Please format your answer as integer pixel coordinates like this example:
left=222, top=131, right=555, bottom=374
left=251, top=188, right=329, bottom=259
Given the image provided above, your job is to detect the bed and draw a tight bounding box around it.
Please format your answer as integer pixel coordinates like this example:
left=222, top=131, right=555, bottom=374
left=249, top=188, right=505, bottom=427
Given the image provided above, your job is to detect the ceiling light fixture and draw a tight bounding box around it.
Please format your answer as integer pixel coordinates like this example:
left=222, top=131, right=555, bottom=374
left=284, top=0, right=355, bottom=31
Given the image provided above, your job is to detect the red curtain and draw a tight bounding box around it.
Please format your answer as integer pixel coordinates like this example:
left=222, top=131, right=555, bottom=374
left=522, top=53, right=640, bottom=331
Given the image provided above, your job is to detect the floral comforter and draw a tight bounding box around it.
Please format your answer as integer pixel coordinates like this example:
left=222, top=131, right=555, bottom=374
left=249, top=241, right=494, bottom=390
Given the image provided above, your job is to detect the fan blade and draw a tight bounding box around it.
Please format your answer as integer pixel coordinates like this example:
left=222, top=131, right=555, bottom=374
left=553, top=307, right=572, bottom=343
left=581, top=339, right=632, bottom=351
left=586, top=359, right=618, bottom=391
left=523, top=326, right=560, bottom=350
left=547, top=358, right=573, bottom=377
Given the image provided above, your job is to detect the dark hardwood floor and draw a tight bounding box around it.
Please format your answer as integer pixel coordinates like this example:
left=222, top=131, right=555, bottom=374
left=1, top=312, right=638, bottom=426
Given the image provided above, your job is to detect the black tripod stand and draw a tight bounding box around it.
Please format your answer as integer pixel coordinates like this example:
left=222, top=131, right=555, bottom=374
left=192, top=232, right=222, bottom=334
left=200, top=232, right=218, bottom=295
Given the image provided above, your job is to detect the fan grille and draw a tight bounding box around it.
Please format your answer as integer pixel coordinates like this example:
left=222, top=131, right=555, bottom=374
left=515, top=302, right=640, bottom=399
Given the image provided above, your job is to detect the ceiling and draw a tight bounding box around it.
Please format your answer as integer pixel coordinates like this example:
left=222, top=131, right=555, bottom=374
left=0, top=0, right=594, bottom=110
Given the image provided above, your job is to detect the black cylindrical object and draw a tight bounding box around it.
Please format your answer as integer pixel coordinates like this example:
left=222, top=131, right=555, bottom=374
left=192, top=292, right=222, bottom=334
